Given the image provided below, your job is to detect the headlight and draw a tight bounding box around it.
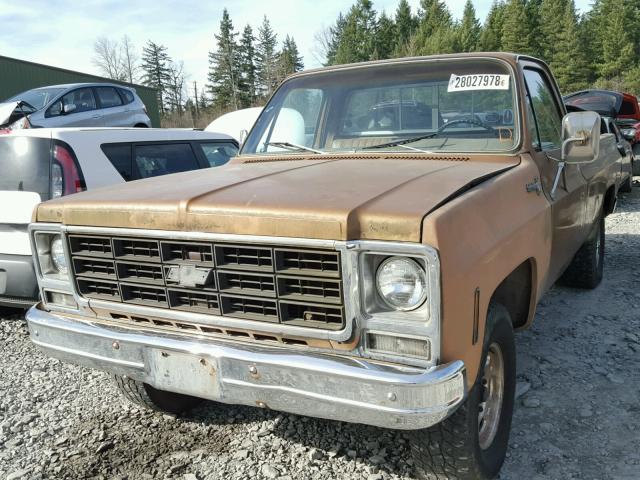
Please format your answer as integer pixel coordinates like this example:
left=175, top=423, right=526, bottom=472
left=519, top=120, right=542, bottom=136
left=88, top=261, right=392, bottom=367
left=50, top=236, right=68, bottom=274
left=622, top=128, right=636, bottom=137
left=375, top=256, right=427, bottom=311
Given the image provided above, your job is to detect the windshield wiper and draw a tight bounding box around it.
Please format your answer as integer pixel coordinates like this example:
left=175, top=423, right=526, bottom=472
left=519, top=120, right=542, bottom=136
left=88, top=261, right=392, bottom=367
left=361, top=132, right=440, bottom=150
left=265, top=142, right=326, bottom=155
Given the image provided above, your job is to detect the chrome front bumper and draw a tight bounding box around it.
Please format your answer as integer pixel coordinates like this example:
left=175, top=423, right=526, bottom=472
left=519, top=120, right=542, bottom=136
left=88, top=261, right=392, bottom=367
left=26, top=305, right=466, bottom=430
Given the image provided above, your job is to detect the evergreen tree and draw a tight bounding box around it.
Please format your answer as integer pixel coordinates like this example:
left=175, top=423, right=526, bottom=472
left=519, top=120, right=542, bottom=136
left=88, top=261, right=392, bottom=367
left=458, top=0, right=481, bottom=52
left=412, top=0, right=455, bottom=55
left=207, top=8, right=241, bottom=110
left=325, top=13, right=346, bottom=65
left=334, top=0, right=378, bottom=64
left=278, top=35, right=304, bottom=79
left=501, top=0, right=535, bottom=55
left=256, top=16, right=279, bottom=98
left=238, top=24, right=257, bottom=107
left=141, top=41, right=171, bottom=114
left=526, top=0, right=544, bottom=58
left=394, top=0, right=417, bottom=55
left=375, top=12, right=396, bottom=59
left=552, top=0, right=590, bottom=92
left=539, top=0, right=567, bottom=62
left=598, top=0, right=636, bottom=81
left=479, top=1, right=506, bottom=51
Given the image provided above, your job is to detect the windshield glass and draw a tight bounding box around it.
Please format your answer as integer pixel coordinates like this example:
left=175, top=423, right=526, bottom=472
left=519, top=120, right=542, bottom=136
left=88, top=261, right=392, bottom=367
left=6, top=87, right=66, bottom=110
left=242, top=59, right=518, bottom=155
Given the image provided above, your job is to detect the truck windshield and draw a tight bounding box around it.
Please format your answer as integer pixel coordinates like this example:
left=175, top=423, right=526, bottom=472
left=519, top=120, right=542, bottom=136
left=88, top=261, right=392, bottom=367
left=242, top=58, right=519, bottom=156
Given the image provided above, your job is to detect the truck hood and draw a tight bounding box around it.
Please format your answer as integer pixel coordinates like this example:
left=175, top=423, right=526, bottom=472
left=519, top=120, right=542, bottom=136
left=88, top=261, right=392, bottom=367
left=36, top=156, right=519, bottom=242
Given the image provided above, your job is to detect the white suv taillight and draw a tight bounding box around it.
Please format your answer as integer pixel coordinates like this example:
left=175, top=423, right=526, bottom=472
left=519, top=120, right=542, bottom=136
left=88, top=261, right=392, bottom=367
left=51, top=144, right=84, bottom=198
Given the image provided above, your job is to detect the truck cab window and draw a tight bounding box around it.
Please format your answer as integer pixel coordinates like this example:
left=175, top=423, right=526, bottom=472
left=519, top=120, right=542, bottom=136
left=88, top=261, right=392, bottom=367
left=523, top=69, right=562, bottom=150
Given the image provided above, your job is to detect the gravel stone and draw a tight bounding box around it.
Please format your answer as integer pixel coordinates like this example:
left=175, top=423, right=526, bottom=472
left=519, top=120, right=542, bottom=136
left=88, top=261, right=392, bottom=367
left=1, top=191, right=640, bottom=480
left=522, top=397, right=541, bottom=408
left=261, top=464, right=279, bottom=479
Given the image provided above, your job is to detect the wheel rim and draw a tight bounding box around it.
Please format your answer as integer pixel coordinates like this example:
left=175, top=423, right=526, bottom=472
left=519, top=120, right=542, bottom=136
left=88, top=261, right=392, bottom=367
left=478, top=342, right=505, bottom=450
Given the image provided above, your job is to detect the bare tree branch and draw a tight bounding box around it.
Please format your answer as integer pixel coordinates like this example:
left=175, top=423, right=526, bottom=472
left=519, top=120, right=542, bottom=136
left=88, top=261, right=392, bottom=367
left=92, top=36, right=127, bottom=81
left=121, top=35, right=139, bottom=83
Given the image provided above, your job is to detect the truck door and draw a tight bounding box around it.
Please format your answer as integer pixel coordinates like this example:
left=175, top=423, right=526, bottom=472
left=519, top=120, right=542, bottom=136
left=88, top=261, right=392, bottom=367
left=522, top=66, right=588, bottom=286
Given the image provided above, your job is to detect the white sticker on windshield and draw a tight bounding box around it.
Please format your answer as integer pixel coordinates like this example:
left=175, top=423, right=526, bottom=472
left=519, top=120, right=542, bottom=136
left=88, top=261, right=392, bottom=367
left=447, top=74, right=510, bottom=92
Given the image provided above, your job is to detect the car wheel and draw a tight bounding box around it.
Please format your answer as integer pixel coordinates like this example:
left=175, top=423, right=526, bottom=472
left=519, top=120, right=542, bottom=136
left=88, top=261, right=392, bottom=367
left=633, top=158, right=640, bottom=176
left=112, top=375, right=202, bottom=414
left=620, top=174, right=633, bottom=193
left=410, top=302, right=516, bottom=480
left=560, top=213, right=605, bottom=289
left=134, top=123, right=148, bottom=128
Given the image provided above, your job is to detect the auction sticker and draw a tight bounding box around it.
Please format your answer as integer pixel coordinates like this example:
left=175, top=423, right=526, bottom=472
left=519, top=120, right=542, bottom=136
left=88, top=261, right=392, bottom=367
left=448, top=74, right=510, bottom=92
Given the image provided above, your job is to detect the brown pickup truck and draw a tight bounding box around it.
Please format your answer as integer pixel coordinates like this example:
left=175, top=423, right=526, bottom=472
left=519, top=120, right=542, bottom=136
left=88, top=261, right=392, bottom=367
left=27, top=53, right=622, bottom=480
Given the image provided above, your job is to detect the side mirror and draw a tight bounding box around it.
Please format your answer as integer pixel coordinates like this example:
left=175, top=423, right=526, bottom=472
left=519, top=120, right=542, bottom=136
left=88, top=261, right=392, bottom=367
left=62, top=103, right=76, bottom=115
left=561, top=111, right=600, bottom=164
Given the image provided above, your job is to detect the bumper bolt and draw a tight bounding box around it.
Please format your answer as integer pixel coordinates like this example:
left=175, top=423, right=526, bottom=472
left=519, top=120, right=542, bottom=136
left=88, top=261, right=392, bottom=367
left=112, top=341, right=120, bottom=350
left=249, top=366, right=258, bottom=375
left=387, top=392, right=397, bottom=402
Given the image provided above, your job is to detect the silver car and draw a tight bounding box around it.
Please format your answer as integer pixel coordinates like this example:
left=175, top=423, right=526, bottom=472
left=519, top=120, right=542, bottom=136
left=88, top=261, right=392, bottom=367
left=0, top=83, right=151, bottom=129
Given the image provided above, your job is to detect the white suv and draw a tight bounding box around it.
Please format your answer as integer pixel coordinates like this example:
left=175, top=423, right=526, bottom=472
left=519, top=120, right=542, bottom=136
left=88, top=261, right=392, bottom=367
left=0, top=128, right=238, bottom=307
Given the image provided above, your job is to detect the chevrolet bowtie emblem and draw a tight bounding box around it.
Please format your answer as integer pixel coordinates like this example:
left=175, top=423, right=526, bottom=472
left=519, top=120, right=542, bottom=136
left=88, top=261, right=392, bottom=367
left=166, top=265, right=215, bottom=288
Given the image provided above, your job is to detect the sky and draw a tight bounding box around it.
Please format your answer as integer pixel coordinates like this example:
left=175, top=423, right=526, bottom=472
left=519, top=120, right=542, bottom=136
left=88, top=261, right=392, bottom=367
left=0, top=0, right=594, bottom=96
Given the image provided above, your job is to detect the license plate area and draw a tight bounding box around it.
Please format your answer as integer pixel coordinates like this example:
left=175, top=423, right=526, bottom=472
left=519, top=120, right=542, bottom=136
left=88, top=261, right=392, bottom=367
left=146, top=349, right=220, bottom=399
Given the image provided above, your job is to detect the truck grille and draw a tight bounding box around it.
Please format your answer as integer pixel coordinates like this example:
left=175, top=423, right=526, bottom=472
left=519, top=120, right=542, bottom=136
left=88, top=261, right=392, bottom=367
left=68, top=235, right=345, bottom=331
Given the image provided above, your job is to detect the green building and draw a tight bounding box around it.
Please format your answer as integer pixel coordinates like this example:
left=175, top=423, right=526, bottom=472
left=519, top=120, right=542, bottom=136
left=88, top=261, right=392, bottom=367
left=0, top=55, right=160, bottom=127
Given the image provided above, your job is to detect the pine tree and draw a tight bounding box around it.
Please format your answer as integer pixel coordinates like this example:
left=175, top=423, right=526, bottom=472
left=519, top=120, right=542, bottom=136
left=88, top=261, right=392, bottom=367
left=458, top=0, right=481, bottom=52
left=552, top=0, right=590, bottom=92
left=141, top=41, right=171, bottom=114
left=394, top=0, right=417, bottom=55
left=334, top=0, right=378, bottom=64
left=412, top=0, right=455, bottom=55
left=598, top=0, right=636, bottom=81
left=278, top=35, right=304, bottom=80
left=375, top=12, right=396, bottom=59
left=238, top=24, right=257, bottom=107
left=479, top=1, right=507, bottom=51
left=256, top=16, right=279, bottom=99
left=501, top=0, right=535, bottom=55
left=526, top=0, right=544, bottom=58
left=207, top=8, right=241, bottom=110
left=539, top=0, right=568, bottom=63
left=325, top=13, right=346, bottom=65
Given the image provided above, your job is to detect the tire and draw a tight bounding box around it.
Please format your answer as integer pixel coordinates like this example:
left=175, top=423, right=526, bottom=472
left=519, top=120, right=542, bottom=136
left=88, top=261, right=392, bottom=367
left=134, top=123, right=148, bottom=128
left=112, top=375, right=202, bottom=414
left=410, top=303, right=516, bottom=480
left=560, top=213, right=605, bottom=289
left=620, top=174, right=633, bottom=193
left=634, top=158, right=640, bottom=176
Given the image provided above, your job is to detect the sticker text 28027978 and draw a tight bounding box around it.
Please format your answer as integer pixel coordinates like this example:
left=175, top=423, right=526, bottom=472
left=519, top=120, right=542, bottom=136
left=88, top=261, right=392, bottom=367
left=448, top=74, right=510, bottom=92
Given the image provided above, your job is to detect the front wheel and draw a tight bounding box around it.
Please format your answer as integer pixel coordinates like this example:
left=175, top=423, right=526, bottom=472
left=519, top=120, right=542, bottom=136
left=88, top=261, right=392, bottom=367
left=410, top=303, right=516, bottom=480
left=620, top=174, right=633, bottom=193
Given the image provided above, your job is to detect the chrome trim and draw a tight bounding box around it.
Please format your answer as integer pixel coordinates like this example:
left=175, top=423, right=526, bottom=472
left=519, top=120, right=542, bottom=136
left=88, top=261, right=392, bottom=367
left=27, top=305, right=466, bottom=430
left=29, top=224, right=442, bottom=367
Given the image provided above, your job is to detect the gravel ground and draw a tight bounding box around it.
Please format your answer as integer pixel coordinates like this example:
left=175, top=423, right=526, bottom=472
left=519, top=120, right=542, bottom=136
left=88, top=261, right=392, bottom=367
left=1, top=185, right=639, bottom=480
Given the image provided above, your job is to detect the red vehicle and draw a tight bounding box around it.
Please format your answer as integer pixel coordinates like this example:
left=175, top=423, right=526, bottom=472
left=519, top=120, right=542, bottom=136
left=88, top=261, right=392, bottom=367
left=565, top=89, right=640, bottom=175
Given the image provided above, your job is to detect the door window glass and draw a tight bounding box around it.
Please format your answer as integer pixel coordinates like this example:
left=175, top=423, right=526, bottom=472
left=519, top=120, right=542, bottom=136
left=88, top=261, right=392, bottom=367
left=47, top=88, right=97, bottom=116
left=523, top=69, right=562, bottom=150
left=96, top=87, right=123, bottom=108
left=134, top=143, right=200, bottom=179
left=199, top=142, right=238, bottom=167
left=101, top=144, right=132, bottom=180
